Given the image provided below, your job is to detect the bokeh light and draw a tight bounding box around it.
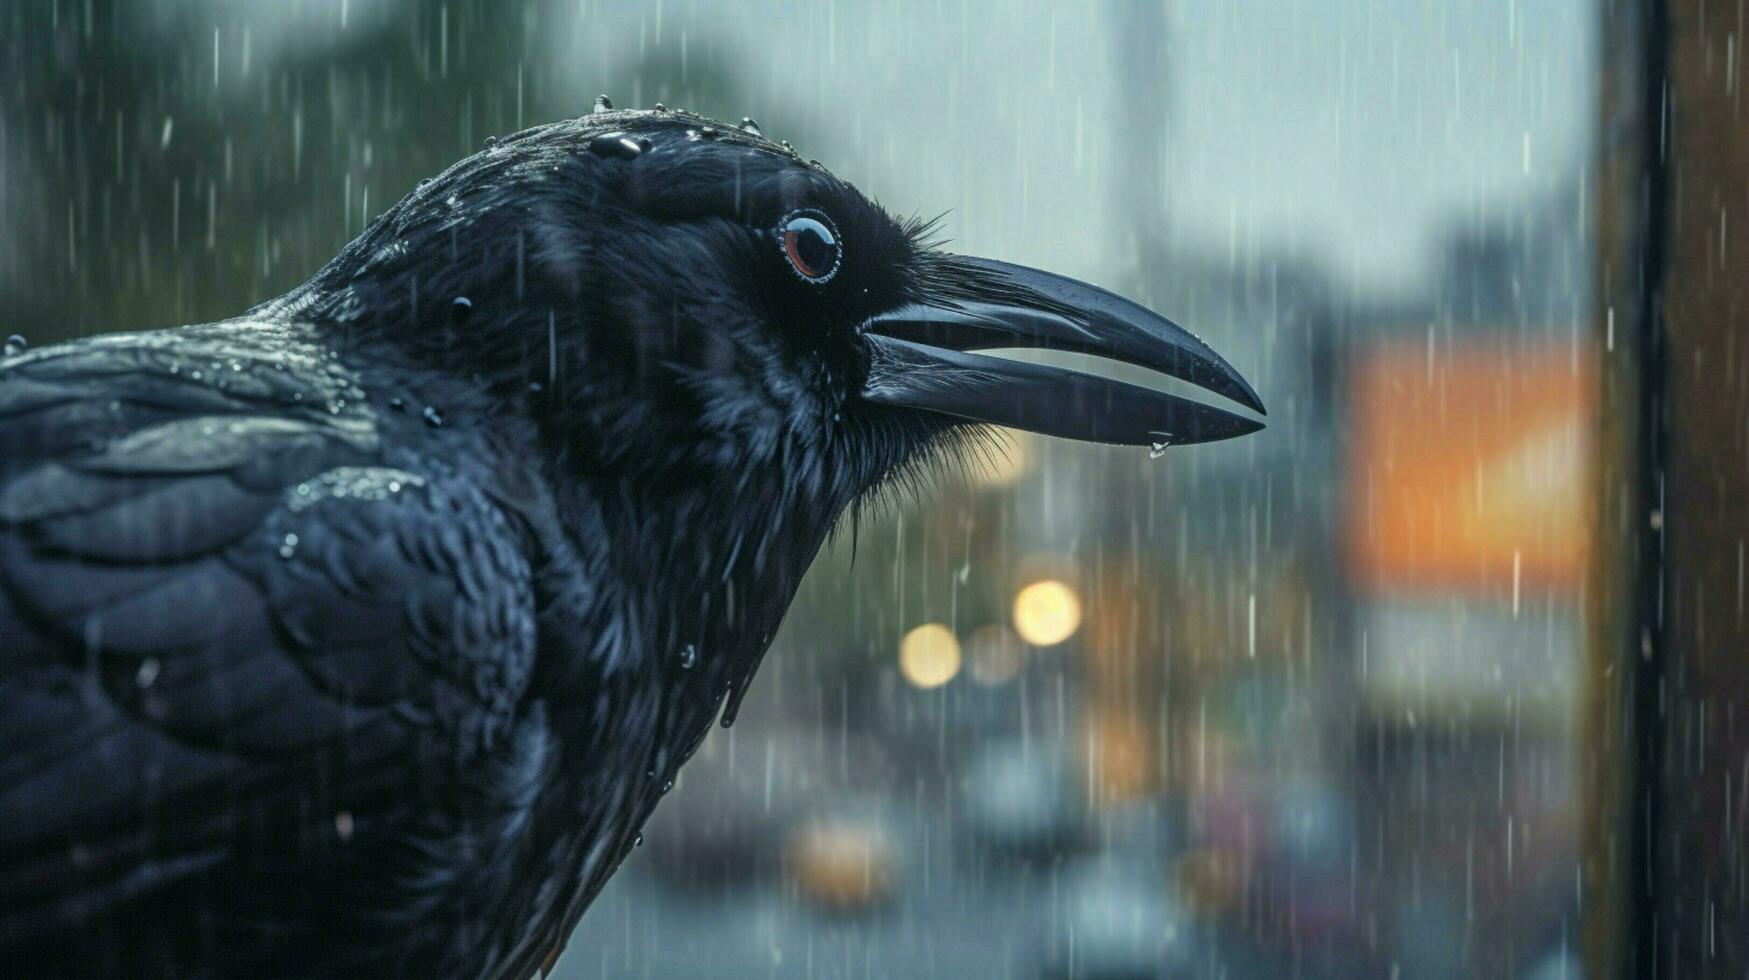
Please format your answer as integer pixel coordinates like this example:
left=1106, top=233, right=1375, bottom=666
left=786, top=819, right=898, bottom=910
left=898, top=623, right=962, bottom=688
left=1012, top=580, right=1083, bottom=646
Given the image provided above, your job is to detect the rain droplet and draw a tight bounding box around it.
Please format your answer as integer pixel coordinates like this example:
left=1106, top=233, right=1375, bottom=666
left=661, top=780, right=673, bottom=795
left=334, top=811, right=355, bottom=841
left=720, top=681, right=749, bottom=728
left=592, top=94, right=614, bottom=113
left=452, top=296, right=473, bottom=321
left=633, top=833, right=644, bottom=847
left=588, top=133, right=643, bottom=160
left=2, top=334, right=26, bottom=357
left=389, top=396, right=406, bottom=411
left=135, top=658, right=160, bottom=689
left=680, top=644, right=697, bottom=669
left=422, top=406, right=445, bottom=428
left=1149, top=438, right=1173, bottom=460
left=278, top=532, right=299, bottom=559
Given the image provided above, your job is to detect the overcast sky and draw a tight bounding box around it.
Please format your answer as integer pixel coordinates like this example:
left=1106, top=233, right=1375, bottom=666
left=539, top=0, right=1596, bottom=295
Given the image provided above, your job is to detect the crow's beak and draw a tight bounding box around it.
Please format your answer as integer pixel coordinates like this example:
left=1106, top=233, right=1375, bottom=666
left=860, top=256, right=1265, bottom=446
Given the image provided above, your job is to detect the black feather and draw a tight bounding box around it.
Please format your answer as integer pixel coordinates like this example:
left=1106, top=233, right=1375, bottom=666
left=0, top=109, right=962, bottom=978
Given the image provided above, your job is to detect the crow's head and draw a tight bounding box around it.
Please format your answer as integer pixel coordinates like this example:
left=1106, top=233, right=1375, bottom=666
left=284, top=102, right=1262, bottom=520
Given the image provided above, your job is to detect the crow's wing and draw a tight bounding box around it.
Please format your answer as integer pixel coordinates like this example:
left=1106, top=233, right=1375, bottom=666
left=0, top=328, right=541, bottom=974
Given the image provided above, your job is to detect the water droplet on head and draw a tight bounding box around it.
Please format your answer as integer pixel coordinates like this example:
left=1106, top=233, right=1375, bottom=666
left=698, top=126, right=717, bottom=139
left=389, top=396, right=406, bottom=411
left=422, top=406, right=445, bottom=428
left=1149, top=436, right=1174, bottom=459
left=592, top=94, right=614, bottom=113
left=588, top=132, right=644, bottom=160
left=652, top=102, right=668, bottom=112
left=451, top=296, right=473, bottom=321
left=482, top=135, right=499, bottom=149
left=135, top=658, right=160, bottom=689
left=633, top=833, right=644, bottom=847
left=416, top=177, right=433, bottom=188
left=278, top=532, right=299, bottom=559
left=2, top=334, right=26, bottom=357
left=661, top=780, right=673, bottom=795
left=680, top=644, right=697, bottom=669
left=739, top=117, right=763, bottom=137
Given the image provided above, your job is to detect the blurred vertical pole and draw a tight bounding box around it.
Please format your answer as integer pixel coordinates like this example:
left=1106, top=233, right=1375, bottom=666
left=1104, top=0, right=1169, bottom=252
left=1655, top=0, right=1749, bottom=972
left=1087, top=0, right=1175, bottom=804
left=1586, top=0, right=1659, bottom=977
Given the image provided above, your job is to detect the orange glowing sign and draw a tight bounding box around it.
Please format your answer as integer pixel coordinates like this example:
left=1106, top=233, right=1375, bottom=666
left=1344, top=341, right=1595, bottom=596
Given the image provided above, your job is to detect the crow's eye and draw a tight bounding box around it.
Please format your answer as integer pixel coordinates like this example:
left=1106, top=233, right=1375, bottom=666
left=776, top=209, right=841, bottom=284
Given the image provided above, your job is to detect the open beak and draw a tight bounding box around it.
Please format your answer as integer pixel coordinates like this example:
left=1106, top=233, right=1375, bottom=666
left=859, top=256, right=1265, bottom=446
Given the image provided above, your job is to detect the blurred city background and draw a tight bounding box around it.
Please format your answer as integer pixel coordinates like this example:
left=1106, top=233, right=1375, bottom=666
left=1, top=2, right=1602, bottom=976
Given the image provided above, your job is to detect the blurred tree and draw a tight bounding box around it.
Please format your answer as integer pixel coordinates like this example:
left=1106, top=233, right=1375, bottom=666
left=0, top=0, right=762, bottom=346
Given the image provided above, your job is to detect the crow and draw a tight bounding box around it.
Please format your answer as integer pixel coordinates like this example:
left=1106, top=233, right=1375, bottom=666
left=0, top=102, right=1263, bottom=978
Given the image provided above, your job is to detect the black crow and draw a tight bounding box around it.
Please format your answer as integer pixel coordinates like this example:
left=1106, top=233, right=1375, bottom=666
left=0, top=103, right=1262, bottom=977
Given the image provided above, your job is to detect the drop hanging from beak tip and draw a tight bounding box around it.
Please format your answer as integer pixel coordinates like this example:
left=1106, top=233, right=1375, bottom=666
left=859, top=255, right=1265, bottom=447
